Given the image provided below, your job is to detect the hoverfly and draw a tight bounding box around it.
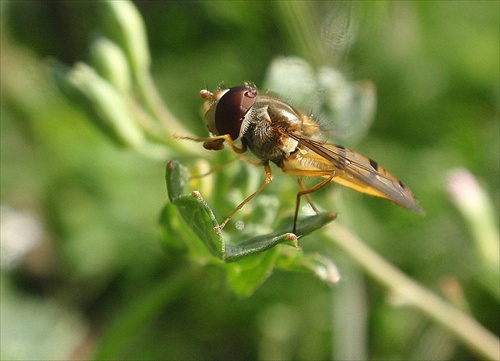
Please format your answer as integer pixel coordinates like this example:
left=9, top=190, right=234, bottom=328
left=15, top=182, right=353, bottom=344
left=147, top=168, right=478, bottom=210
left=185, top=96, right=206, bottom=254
left=176, top=83, right=424, bottom=234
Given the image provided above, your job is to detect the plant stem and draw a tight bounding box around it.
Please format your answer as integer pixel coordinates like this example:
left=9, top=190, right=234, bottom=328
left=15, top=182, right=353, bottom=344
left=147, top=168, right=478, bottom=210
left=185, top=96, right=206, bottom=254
left=328, top=224, right=500, bottom=360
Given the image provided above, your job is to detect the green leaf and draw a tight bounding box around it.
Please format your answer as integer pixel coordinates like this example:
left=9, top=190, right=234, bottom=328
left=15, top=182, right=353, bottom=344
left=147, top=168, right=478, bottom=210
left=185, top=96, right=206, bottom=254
left=165, top=161, right=224, bottom=259
left=165, top=160, right=337, bottom=263
left=226, top=249, right=281, bottom=297
left=158, top=203, right=213, bottom=264
left=173, top=192, right=224, bottom=259
left=224, top=232, right=297, bottom=262
left=294, top=211, right=338, bottom=236
left=224, top=212, right=338, bottom=262
left=163, top=158, right=338, bottom=293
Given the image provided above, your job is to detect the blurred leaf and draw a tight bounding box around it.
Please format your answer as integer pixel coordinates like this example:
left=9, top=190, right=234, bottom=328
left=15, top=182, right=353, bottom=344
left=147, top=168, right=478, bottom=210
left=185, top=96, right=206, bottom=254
left=263, top=56, right=319, bottom=109
left=90, top=35, right=132, bottom=95
left=264, top=56, right=376, bottom=144
left=52, top=61, right=144, bottom=148
left=317, top=67, right=376, bottom=144
left=98, top=0, right=150, bottom=75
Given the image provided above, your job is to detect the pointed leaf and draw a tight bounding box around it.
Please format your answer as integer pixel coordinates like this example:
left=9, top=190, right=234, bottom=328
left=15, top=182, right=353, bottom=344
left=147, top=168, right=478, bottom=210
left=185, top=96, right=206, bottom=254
left=224, top=232, right=297, bottom=262
left=52, top=61, right=144, bottom=148
left=173, top=192, right=224, bottom=259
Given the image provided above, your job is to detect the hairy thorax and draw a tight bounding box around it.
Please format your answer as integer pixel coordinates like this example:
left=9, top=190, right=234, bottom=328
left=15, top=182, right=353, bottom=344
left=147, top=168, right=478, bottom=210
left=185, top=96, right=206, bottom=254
left=240, top=96, right=307, bottom=166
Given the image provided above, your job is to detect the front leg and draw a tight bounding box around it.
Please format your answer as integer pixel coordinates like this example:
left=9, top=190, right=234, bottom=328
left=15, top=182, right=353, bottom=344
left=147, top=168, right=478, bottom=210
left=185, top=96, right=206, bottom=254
left=173, top=133, right=247, bottom=154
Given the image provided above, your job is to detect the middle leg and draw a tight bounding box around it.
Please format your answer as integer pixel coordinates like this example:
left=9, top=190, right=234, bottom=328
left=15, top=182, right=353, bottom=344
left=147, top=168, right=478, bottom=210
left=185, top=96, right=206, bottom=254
left=292, top=175, right=334, bottom=234
left=280, top=164, right=336, bottom=234
left=216, top=161, right=273, bottom=233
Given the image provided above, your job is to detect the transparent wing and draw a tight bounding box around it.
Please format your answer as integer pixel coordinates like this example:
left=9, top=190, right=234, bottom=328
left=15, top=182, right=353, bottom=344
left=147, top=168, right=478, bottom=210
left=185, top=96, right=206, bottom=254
left=286, top=132, right=425, bottom=214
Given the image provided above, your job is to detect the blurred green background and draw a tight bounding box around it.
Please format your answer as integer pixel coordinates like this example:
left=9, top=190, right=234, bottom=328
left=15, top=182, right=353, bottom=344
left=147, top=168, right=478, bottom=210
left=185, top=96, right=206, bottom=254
left=1, top=1, right=498, bottom=360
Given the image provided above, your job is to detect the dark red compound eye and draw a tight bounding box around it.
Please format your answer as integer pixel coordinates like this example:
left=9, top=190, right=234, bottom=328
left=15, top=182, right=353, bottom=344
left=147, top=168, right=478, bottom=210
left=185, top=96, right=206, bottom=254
left=215, top=85, right=257, bottom=140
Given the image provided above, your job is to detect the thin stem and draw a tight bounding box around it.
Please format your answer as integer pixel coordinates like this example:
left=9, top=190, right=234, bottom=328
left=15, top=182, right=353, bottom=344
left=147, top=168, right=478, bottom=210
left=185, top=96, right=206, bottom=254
left=328, top=224, right=499, bottom=360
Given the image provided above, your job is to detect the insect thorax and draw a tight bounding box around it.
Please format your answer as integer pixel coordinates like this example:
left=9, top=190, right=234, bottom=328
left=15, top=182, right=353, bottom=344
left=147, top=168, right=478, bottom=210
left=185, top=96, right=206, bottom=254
left=241, top=97, right=301, bottom=165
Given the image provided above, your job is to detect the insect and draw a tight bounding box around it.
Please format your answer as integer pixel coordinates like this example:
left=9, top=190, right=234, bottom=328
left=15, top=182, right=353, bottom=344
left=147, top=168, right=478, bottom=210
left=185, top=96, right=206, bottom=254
left=176, top=83, right=424, bottom=234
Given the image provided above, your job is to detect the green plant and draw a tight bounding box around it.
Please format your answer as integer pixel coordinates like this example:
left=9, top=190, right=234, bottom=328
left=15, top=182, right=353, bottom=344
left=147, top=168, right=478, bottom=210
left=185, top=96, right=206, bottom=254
left=3, top=1, right=498, bottom=359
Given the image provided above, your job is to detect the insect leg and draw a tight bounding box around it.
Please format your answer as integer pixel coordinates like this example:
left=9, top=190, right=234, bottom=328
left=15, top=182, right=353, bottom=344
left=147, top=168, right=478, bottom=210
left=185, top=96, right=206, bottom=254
left=191, top=152, right=265, bottom=182
left=280, top=164, right=335, bottom=234
left=292, top=175, right=334, bottom=234
left=173, top=133, right=247, bottom=153
left=216, top=161, right=273, bottom=232
left=237, top=154, right=266, bottom=167
left=297, top=177, right=321, bottom=213
left=189, top=157, right=240, bottom=179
